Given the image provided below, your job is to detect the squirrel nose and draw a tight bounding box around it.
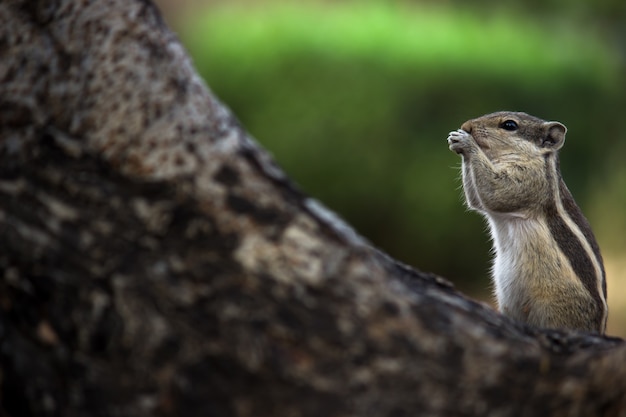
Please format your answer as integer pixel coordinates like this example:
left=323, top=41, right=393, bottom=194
left=461, top=121, right=473, bottom=134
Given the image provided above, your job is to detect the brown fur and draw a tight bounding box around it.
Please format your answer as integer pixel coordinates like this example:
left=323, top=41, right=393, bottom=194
left=448, top=111, right=607, bottom=333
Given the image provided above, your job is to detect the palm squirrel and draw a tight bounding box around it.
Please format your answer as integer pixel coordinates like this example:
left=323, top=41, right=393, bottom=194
left=447, top=111, right=607, bottom=333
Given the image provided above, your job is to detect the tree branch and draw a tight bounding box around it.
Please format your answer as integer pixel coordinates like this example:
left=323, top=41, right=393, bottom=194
left=0, top=1, right=624, bottom=416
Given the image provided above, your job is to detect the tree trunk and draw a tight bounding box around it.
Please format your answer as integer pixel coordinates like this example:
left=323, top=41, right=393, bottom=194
left=0, top=1, right=624, bottom=416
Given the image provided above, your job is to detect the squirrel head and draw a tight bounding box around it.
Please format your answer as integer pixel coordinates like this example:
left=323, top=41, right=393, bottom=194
left=460, top=111, right=567, bottom=160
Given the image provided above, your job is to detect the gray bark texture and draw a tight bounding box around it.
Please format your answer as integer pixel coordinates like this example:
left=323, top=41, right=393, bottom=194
left=1, top=1, right=625, bottom=416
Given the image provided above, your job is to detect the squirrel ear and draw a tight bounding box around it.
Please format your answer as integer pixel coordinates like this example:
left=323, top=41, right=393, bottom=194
left=542, top=122, right=566, bottom=149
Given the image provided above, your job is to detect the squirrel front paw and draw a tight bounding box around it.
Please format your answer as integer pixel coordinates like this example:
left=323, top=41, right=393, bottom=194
left=447, top=129, right=473, bottom=155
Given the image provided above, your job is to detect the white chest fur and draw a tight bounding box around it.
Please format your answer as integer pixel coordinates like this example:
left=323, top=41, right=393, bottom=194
left=486, top=214, right=579, bottom=318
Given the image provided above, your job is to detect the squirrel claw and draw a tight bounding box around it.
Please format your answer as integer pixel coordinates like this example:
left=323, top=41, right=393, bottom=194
left=447, top=129, right=471, bottom=153
left=447, top=129, right=469, bottom=142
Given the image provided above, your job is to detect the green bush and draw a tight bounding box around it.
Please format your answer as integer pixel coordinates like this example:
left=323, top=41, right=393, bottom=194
left=179, top=2, right=622, bottom=294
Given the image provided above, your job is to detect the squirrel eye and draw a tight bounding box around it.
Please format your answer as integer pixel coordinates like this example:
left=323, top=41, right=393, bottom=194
left=500, top=120, right=519, bottom=131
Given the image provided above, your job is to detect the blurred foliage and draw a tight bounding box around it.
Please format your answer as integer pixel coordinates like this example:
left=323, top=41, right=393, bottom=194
left=176, top=1, right=625, bottom=295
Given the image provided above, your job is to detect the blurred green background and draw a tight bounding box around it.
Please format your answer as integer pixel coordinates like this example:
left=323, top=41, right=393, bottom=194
left=155, top=0, right=626, bottom=335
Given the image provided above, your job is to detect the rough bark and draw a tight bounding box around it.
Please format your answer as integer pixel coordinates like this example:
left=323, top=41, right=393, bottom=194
left=0, top=1, right=625, bottom=416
